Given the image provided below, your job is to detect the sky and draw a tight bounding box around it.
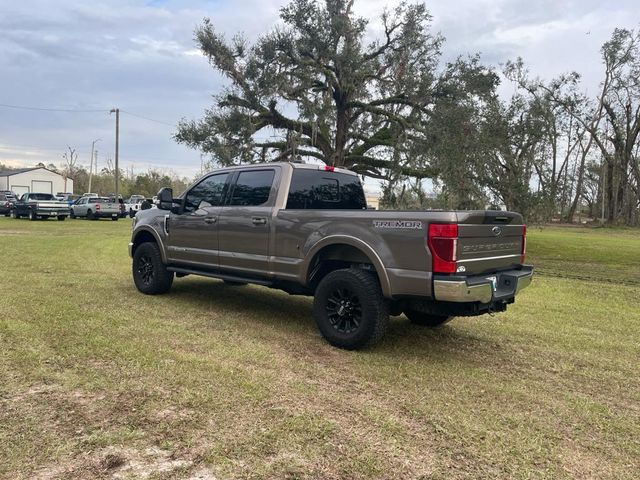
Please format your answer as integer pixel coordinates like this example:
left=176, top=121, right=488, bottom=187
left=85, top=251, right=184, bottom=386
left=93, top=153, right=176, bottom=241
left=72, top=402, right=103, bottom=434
left=0, top=0, right=637, bottom=181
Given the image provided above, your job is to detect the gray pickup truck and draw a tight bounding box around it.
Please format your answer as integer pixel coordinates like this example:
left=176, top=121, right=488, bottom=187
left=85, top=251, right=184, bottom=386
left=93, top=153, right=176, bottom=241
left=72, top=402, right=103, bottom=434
left=129, top=162, right=532, bottom=349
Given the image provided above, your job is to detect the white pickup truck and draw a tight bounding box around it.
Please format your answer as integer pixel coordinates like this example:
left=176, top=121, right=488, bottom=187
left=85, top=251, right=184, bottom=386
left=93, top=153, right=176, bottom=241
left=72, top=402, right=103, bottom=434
left=125, top=195, right=147, bottom=217
left=70, top=197, right=120, bottom=220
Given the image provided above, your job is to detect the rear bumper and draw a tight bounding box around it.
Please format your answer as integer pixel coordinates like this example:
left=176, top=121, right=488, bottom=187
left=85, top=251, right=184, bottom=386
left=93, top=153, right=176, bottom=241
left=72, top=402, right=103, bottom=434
left=35, top=208, right=69, bottom=217
left=94, top=211, right=119, bottom=218
left=433, top=265, right=533, bottom=303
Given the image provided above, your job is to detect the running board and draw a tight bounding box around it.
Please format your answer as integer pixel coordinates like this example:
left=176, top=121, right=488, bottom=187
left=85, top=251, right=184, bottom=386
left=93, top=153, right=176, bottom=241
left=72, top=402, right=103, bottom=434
left=167, top=266, right=273, bottom=286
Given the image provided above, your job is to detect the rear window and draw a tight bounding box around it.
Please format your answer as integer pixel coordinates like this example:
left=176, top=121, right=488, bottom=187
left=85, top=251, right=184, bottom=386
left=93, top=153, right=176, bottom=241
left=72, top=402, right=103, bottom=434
left=90, top=198, right=110, bottom=203
left=286, top=169, right=366, bottom=209
left=30, top=194, right=55, bottom=201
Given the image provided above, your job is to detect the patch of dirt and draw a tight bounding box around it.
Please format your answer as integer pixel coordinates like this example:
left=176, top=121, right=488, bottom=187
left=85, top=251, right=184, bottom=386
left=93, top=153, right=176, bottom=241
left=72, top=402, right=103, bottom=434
left=31, top=446, right=216, bottom=479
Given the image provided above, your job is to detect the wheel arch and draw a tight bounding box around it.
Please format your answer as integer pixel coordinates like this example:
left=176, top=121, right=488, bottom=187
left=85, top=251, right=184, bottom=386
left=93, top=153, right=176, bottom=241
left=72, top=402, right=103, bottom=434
left=304, top=236, right=391, bottom=297
left=131, top=227, right=167, bottom=263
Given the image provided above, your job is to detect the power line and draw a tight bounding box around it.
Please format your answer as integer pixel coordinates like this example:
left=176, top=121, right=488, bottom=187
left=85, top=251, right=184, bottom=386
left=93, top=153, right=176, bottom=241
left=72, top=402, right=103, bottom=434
left=120, top=110, right=175, bottom=127
left=0, top=102, right=175, bottom=127
left=0, top=102, right=108, bottom=113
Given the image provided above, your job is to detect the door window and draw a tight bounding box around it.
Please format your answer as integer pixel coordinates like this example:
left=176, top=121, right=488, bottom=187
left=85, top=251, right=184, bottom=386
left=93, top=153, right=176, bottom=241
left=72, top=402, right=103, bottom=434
left=184, top=173, right=229, bottom=213
left=286, top=169, right=367, bottom=209
left=229, top=170, right=275, bottom=206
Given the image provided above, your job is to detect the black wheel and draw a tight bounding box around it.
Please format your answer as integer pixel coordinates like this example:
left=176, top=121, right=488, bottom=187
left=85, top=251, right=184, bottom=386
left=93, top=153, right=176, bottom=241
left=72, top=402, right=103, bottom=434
left=29, top=209, right=38, bottom=221
left=404, top=310, right=452, bottom=327
left=3, top=213, right=8, bottom=217
left=87, top=210, right=96, bottom=220
left=223, top=280, right=247, bottom=286
left=129, top=209, right=135, bottom=218
left=313, top=268, right=389, bottom=350
left=69, top=210, right=76, bottom=219
left=111, top=216, right=118, bottom=221
left=132, top=242, right=174, bottom=295
left=57, top=216, right=66, bottom=221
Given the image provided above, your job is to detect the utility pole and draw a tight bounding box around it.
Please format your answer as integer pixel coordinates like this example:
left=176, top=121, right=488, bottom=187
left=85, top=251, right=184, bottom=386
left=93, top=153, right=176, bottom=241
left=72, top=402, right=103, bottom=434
left=110, top=108, right=120, bottom=200
left=88, top=138, right=101, bottom=194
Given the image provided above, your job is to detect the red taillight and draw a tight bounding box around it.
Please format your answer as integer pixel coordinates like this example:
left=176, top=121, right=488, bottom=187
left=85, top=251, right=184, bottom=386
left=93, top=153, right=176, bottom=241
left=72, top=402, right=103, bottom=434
left=428, top=223, right=458, bottom=274
left=521, top=225, right=527, bottom=263
left=324, top=166, right=335, bottom=172
left=95, top=204, right=101, bottom=210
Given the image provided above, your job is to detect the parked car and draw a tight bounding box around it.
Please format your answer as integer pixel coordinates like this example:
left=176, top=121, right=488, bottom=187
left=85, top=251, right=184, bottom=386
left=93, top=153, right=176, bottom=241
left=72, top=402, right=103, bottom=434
left=56, top=193, right=81, bottom=206
left=125, top=195, right=146, bottom=217
left=11, top=193, right=70, bottom=221
left=129, top=162, right=533, bottom=350
left=0, top=193, right=13, bottom=216
left=70, top=197, right=120, bottom=220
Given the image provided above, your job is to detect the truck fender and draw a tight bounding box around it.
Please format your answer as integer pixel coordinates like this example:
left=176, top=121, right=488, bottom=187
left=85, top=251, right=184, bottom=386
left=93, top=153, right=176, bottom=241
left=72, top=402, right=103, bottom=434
left=303, top=235, right=392, bottom=297
left=132, top=226, right=168, bottom=263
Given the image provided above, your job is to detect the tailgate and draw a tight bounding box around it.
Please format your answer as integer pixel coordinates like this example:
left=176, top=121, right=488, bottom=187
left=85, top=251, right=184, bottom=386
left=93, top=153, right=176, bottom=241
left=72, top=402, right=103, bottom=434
left=101, top=203, right=119, bottom=213
left=456, top=211, right=524, bottom=275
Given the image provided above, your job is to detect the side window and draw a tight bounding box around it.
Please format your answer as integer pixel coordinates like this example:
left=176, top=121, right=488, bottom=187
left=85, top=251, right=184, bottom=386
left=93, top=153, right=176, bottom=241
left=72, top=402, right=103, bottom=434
left=286, top=170, right=367, bottom=209
left=229, top=170, right=275, bottom=207
left=184, top=173, right=229, bottom=213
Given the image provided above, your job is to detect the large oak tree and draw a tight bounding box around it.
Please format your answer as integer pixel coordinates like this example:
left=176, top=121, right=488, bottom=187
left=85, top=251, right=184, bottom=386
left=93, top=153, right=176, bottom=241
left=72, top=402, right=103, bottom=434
left=175, top=0, right=496, bottom=179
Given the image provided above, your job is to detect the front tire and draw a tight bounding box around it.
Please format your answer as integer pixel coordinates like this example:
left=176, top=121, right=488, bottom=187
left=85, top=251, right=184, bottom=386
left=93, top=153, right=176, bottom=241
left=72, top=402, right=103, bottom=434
left=69, top=210, right=76, bottom=219
left=404, top=310, right=452, bottom=327
left=313, top=268, right=389, bottom=350
left=29, top=209, right=37, bottom=221
left=132, top=242, right=174, bottom=295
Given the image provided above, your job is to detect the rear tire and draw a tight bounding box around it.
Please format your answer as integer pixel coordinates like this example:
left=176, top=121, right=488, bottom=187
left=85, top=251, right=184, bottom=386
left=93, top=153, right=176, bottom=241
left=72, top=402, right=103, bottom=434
left=313, top=268, right=388, bottom=350
left=132, top=242, right=174, bottom=295
left=57, top=216, right=66, bottom=221
left=87, top=210, right=96, bottom=220
left=404, top=310, right=452, bottom=327
left=111, top=217, right=118, bottom=221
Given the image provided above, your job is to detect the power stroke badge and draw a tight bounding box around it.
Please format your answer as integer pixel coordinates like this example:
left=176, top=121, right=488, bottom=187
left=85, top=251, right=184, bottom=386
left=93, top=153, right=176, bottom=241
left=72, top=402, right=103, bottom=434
left=373, top=220, right=423, bottom=230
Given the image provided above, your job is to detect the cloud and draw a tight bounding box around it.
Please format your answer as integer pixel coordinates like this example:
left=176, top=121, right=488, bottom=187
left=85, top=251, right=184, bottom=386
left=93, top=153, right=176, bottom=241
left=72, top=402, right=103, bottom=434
left=0, top=0, right=637, bottom=179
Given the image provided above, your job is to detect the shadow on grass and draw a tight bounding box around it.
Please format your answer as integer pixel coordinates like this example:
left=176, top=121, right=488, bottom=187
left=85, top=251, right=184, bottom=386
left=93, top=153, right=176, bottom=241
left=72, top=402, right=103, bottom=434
left=163, top=277, right=494, bottom=360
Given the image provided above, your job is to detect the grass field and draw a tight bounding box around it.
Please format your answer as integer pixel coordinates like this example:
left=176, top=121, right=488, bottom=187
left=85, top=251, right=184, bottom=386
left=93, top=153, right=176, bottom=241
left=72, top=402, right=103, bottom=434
left=0, top=218, right=639, bottom=479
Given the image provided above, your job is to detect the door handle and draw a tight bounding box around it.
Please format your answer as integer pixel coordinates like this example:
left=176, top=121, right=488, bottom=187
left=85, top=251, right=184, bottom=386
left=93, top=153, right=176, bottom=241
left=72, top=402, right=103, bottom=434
left=252, top=217, right=267, bottom=225
left=204, top=217, right=217, bottom=224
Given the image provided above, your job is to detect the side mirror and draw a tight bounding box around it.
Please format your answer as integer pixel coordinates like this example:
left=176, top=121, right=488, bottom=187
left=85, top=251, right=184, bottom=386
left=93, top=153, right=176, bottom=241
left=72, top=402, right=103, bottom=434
left=157, top=187, right=173, bottom=210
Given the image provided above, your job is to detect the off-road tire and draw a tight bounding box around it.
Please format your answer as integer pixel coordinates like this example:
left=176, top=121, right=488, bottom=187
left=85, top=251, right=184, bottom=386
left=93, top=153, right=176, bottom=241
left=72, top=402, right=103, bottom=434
left=132, top=242, right=174, bottom=295
left=404, top=310, right=452, bottom=327
left=313, top=268, right=389, bottom=350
